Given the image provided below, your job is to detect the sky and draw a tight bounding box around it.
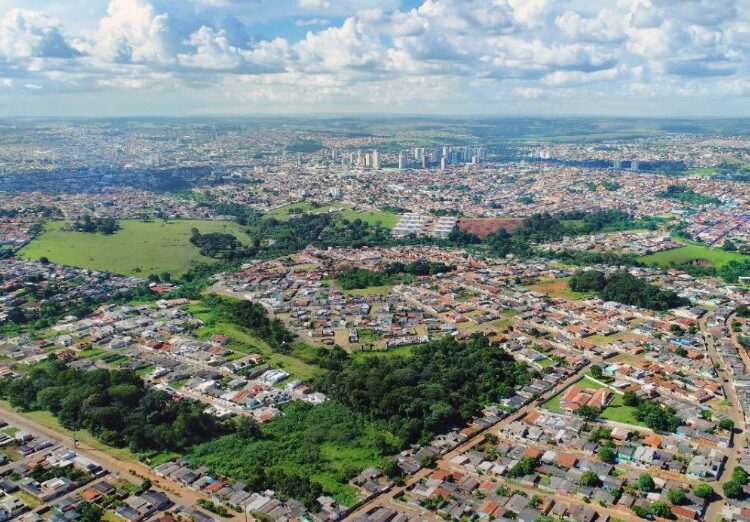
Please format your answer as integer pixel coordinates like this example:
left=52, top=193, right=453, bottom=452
left=0, top=0, right=748, bottom=117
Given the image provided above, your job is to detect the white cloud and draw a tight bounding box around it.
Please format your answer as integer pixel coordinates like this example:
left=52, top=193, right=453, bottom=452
left=293, top=17, right=384, bottom=73
left=89, top=0, right=172, bottom=63
left=0, top=9, right=81, bottom=59
left=0, top=0, right=748, bottom=114
left=298, top=0, right=331, bottom=9
left=556, top=10, right=625, bottom=43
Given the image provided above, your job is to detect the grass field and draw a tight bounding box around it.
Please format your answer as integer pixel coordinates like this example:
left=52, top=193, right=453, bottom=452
left=543, top=375, right=644, bottom=426
left=351, top=344, right=418, bottom=360
left=528, top=277, right=596, bottom=300
left=186, top=303, right=323, bottom=382
left=640, top=244, right=748, bottom=268
left=600, top=394, right=644, bottom=426
left=18, top=219, right=251, bottom=277
left=265, top=203, right=399, bottom=228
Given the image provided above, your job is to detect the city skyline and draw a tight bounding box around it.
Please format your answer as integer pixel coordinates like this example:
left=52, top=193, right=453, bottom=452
left=0, top=0, right=748, bottom=117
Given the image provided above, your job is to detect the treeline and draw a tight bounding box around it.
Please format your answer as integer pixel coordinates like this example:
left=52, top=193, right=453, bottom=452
left=336, top=259, right=455, bottom=290
left=1, top=298, right=98, bottom=336
left=203, top=294, right=297, bottom=354
left=624, top=392, right=683, bottom=432
left=661, top=258, right=750, bottom=284
left=317, top=333, right=534, bottom=445
left=482, top=210, right=656, bottom=258
left=658, top=184, right=720, bottom=206
left=189, top=228, right=245, bottom=258
left=569, top=270, right=687, bottom=311
left=0, top=360, right=233, bottom=452
left=537, top=249, right=644, bottom=268
left=71, top=215, right=121, bottom=235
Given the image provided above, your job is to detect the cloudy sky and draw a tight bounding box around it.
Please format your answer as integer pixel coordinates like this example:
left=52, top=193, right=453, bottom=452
left=0, top=0, right=748, bottom=117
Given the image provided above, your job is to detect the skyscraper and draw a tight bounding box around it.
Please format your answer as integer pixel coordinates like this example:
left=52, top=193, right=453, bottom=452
left=372, top=149, right=381, bottom=170
left=398, top=151, right=404, bottom=170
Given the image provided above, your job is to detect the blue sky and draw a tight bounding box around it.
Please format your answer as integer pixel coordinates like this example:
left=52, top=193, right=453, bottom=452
left=0, top=0, right=748, bottom=117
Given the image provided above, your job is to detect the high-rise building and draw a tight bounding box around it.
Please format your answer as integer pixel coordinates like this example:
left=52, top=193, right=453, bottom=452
left=372, top=149, right=381, bottom=170
left=398, top=151, right=404, bottom=170
left=356, top=149, right=362, bottom=167
left=440, top=156, right=447, bottom=170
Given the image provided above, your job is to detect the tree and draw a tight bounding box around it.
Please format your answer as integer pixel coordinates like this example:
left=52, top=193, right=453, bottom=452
left=623, top=391, right=640, bottom=407
left=666, top=488, right=686, bottom=505
left=733, top=466, right=749, bottom=485
left=598, top=446, right=616, bottom=463
left=637, top=473, right=655, bottom=492
left=569, top=270, right=608, bottom=292
left=720, top=418, right=735, bottom=432
left=39, top=256, right=50, bottom=265
left=670, top=323, right=685, bottom=335
left=590, top=365, right=603, bottom=379
left=576, top=405, right=600, bottom=421
left=507, top=457, right=538, bottom=478
left=650, top=501, right=673, bottom=519
left=236, top=417, right=262, bottom=441
left=693, top=483, right=714, bottom=499
left=580, top=471, right=601, bottom=487
left=723, top=479, right=744, bottom=499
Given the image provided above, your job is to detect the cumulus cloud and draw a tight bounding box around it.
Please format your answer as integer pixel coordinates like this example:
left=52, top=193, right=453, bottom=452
left=0, top=9, right=81, bottom=59
left=0, top=0, right=748, bottom=113
left=91, top=0, right=173, bottom=63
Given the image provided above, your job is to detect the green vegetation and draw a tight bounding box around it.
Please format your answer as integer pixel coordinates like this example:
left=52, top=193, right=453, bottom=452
left=71, top=215, right=121, bottom=235
left=318, top=333, right=534, bottom=445
left=640, top=242, right=750, bottom=283
left=187, top=299, right=322, bottom=382
left=18, top=219, right=251, bottom=277
left=621, top=395, right=683, bottom=433
left=600, top=393, right=644, bottom=426
left=723, top=467, right=747, bottom=500
left=507, top=456, right=538, bottom=478
left=263, top=203, right=399, bottom=228
left=640, top=244, right=748, bottom=269
left=544, top=377, right=645, bottom=426
left=658, top=184, right=721, bottom=205
left=580, top=470, right=601, bottom=487
left=569, top=269, right=687, bottom=311
left=667, top=488, right=686, bottom=505
left=637, top=473, right=655, bottom=492
left=483, top=209, right=659, bottom=258
left=190, top=228, right=245, bottom=258
left=538, top=249, right=645, bottom=268
left=0, top=360, right=233, bottom=452
left=693, top=483, right=714, bottom=499
left=188, top=401, right=396, bottom=507
left=335, top=259, right=454, bottom=291
left=201, top=295, right=296, bottom=354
